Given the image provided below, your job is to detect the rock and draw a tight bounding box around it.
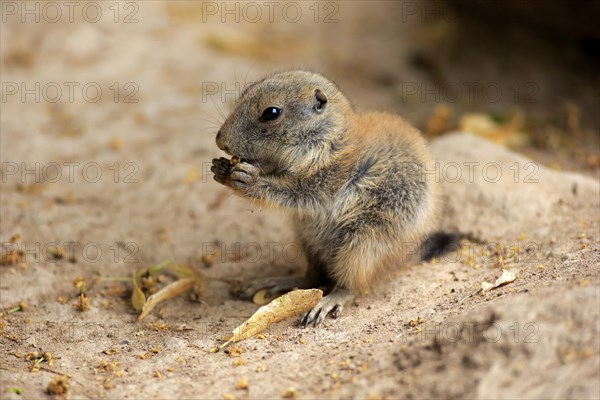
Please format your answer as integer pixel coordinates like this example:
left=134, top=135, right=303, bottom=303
left=430, top=133, right=599, bottom=240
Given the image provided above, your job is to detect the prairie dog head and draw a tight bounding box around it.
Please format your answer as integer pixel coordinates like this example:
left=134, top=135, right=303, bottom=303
left=216, top=70, right=353, bottom=175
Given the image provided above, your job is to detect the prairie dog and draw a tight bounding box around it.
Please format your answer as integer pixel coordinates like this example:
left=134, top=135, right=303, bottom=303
left=211, top=70, right=438, bottom=326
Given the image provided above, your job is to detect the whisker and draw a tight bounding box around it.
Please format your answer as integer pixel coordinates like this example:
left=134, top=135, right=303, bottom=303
left=210, top=96, right=227, bottom=123
left=234, top=66, right=239, bottom=91
left=243, top=62, right=256, bottom=92
left=197, top=119, right=221, bottom=129
left=196, top=108, right=223, bottom=127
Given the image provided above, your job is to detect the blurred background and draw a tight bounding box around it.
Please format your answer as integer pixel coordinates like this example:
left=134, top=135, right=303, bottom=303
left=1, top=2, right=599, bottom=398
left=2, top=0, right=599, bottom=172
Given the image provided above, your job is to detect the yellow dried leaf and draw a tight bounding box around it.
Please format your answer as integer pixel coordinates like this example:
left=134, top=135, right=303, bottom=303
left=221, top=289, right=322, bottom=348
left=75, top=293, right=90, bottom=312
left=252, top=288, right=276, bottom=305
left=131, top=260, right=173, bottom=312
left=169, top=264, right=206, bottom=301
left=137, top=277, right=195, bottom=321
left=131, top=270, right=146, bottom=312
left=481, top=269, right=516, bottom=294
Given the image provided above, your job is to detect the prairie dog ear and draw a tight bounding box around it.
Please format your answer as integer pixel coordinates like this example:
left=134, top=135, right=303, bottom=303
left=314, top=89, right=327, bottom=113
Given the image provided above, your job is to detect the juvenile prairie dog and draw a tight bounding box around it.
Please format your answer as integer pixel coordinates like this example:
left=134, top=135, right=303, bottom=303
left=212, top=70, right=439, bottom=327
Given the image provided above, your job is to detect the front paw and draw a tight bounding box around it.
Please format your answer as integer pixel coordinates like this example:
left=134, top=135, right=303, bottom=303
left=229, top=162, right=260, bottom=193
left=211, top=157, right=233, bottom=185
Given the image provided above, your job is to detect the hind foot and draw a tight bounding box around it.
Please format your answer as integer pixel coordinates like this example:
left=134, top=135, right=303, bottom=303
left=300, top=286, right=353, bottom=328
left=238, top=276, right=315, bottom=302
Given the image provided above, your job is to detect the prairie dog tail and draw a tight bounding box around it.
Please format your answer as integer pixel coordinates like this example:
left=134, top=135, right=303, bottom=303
left=420, top=231, right=480, bottom=261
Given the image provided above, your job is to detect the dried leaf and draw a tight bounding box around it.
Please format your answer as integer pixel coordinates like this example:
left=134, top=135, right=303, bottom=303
left=131, top=286, right=145, bottom=311
left=130, top=259, right=174, bottom=311
left=221, top=289, right=323, bottom=348
left=252, top=288, right=276, bottom=305
left=459, top=269, right=517, bottom=303
left=137, top=277, right=195, bottom=321
left=481, top=269, right=516, bottom=294
left=168, top=264, right=206, bottom=301
left=131, top=270, right=146, bottom=312
left=493, top=269, right=516, bottom=288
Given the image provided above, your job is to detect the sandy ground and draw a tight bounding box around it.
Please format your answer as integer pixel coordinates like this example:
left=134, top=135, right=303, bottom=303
left=1, top=2, right=599, bottom=399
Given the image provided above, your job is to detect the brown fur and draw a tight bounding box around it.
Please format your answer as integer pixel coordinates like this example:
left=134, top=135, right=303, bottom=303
left=212, top=70, right=438, bottom=321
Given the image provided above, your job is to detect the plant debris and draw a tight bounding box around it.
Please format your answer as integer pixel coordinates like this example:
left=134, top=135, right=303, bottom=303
left=235, top=377, right=249, bottom=390
left=459, top=269, right=517, bottom=303
left=408, top=316, right=425, bottom=327
left=219, top=289, right=323, bottom=349
left=25, top=351, right=55, bottom=372
left=481, top=269, right=517, bottom=294
left=130, top=260, right=206, bottom=320
left=137, top=278, right=195, bottom=321
left=46, top=375, right=69, bottom=395
left=283, top=387, right=300, bottom=398
left=74, top=293, right=90, bottom=312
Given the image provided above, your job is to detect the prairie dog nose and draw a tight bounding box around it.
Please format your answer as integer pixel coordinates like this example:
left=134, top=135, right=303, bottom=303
left=216, top=129, right=228, bottom=153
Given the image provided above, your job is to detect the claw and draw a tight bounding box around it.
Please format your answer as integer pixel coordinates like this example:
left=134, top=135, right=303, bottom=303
left=299, top=288, right=351, bottom=327
left=301, top=302, right=333, bottom=328
left=331, top=304, right=343, bottom=319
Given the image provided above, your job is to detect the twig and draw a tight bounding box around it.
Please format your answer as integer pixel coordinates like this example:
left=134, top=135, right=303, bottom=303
left=39, top=366, right=70, bottom=377
left=458, top=289, right=482, bottom=304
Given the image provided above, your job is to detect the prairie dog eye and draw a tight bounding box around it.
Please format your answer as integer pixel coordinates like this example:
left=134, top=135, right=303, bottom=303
left=260, top=106, right=282, bottom=122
